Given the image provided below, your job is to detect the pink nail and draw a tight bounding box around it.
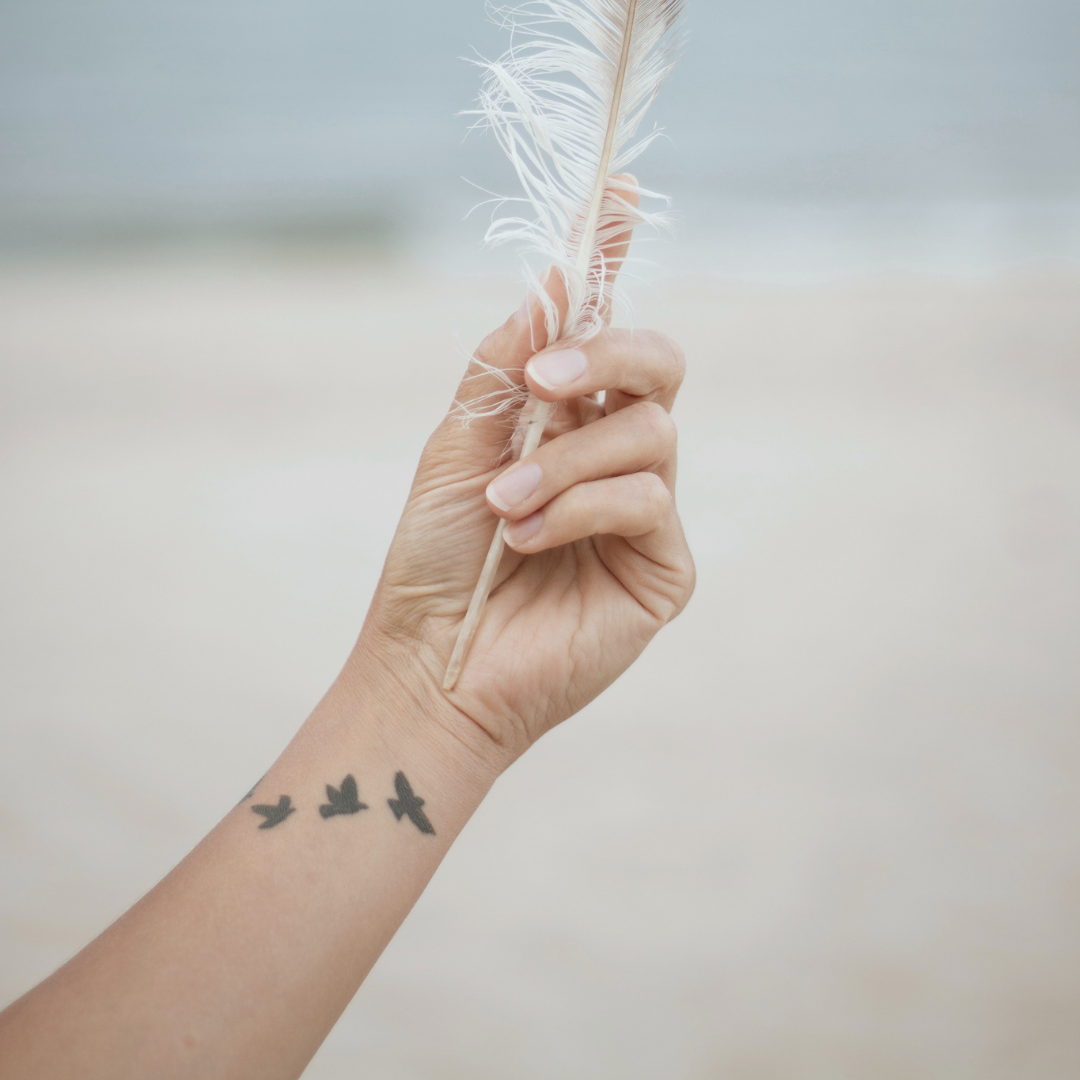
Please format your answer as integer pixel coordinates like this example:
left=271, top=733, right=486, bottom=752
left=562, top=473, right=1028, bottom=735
left=487, top=463, right=542, bottom=511
left=528, top=348, right=588, bottom=390
left=505, top=511, right=543, bottom=546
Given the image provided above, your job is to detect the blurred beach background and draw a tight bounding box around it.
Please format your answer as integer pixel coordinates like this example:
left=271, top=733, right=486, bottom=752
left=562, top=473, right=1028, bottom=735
left=2, top=1, right=1079, bottom=1077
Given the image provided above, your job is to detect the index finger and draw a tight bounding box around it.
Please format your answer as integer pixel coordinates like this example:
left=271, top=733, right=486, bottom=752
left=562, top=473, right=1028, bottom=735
left=523, top=328, right=687, bottom=414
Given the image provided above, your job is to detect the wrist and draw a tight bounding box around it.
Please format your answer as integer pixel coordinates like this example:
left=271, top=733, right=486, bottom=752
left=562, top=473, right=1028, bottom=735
left=336, top=629, right=513, bottom=792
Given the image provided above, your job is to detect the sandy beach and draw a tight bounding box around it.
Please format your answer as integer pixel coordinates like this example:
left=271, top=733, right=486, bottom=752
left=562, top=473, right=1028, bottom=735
left=1, top=252, right=1079, bottom=1078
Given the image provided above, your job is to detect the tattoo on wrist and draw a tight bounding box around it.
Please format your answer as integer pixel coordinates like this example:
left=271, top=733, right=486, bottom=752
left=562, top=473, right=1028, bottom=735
left=245, top=772, right=434, bottom=835
left=251, top=795, right=295, bottom=829
left=388, top=771, right=436, bottom=835
left=320, top=774, right=368, bottom=818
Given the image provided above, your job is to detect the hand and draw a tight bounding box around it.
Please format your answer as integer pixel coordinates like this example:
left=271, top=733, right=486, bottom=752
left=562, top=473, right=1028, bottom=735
left=358, top=261, right=695, bottom=764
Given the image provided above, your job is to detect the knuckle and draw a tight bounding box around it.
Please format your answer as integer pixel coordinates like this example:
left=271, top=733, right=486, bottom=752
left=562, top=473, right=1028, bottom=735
left=474, top=335, right=500, bottom=369
left=668, top=565, right=697, bottom=621
left=474, top=316, right=517, bottom=368
left=634, top=400, right=677, bottom=451
left=677, top=550, right=698, bottom=609
left=635, top=471, right=673, bottom=520
left=646, top=330, right=686, bottom=390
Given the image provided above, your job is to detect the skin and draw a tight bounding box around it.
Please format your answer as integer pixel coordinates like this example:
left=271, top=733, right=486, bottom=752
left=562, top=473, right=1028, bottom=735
left=0, top=224, right=695, bottom=1078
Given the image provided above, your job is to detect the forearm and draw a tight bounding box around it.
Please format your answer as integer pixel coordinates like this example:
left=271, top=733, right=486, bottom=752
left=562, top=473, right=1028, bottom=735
left=0, top=639, right=505, bottom=1080
left=0, top=273, right=693, bottom=1077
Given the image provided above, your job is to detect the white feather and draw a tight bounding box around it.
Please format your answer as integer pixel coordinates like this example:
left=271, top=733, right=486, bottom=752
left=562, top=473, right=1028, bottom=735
left=467, top=0, right=685, bottom=347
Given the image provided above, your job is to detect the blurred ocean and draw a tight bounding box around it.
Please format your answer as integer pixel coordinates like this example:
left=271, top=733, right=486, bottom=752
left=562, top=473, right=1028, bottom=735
left=2, top=0, right=1078, bottom=276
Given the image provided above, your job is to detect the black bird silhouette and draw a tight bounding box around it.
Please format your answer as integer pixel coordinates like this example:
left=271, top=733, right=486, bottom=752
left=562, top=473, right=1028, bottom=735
left=251, top=795, right=295, bottom=829
left=388, top=772, right=435, bottom=835
left=319, top=774, right=368, bottom=819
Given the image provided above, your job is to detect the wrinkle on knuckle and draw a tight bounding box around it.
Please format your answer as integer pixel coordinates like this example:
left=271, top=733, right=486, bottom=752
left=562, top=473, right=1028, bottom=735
left=651, top=548, right=696, bottom=625
left=634, top=472, right=671, bottom=524
left=683, top=563, right=698, bottom=606
left=473, top=342, right=498, bottom=370
left=673, top=549, right=697, bottom=609
left=612, top=329, right=653, bottom=396
left=634, top=400, right=676, bottom=453
left=623, top=330, right=683, bottom=397
left=635, top=329, right=684, bottom=389
left=657, top=335, right=687, bottom=390
left=474, top=319, right=517, bottom=368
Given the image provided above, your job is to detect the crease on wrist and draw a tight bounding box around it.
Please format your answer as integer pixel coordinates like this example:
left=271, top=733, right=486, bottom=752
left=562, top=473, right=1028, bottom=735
left=341, top=630, right=516, bottom=781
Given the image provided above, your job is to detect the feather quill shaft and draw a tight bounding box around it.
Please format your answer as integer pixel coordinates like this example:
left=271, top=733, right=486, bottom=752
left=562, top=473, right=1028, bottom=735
left=444, top=0, right=684, bottom=691
left=575, top=0, right=638, bottom=277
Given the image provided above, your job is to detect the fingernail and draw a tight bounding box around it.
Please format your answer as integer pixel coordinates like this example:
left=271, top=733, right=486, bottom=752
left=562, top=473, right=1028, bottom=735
left=505, top=511, right=543, bottom=547
left=487, top=463, right=542, bottom=511
left=528, top=348, right=588, bottom=390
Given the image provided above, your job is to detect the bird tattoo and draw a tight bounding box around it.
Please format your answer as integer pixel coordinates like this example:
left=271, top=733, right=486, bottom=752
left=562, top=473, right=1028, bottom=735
left=387, top=772, right=435, bottom=835
left=319, top=775, right=368, bottom=819
left=251, top=795, right=295, bottom=829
